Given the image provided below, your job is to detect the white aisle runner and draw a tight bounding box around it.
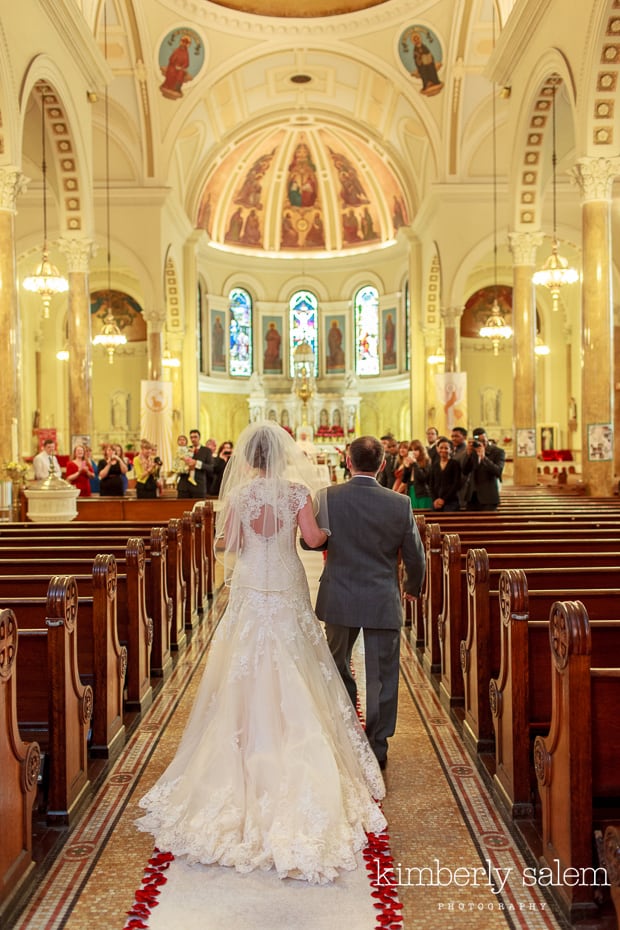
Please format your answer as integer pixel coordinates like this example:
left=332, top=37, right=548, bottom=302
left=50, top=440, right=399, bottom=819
left=125, top=545, right=397, bottom=930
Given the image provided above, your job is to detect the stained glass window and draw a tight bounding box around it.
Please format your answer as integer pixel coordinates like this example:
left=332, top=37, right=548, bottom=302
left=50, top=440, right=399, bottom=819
left=355, top=285, right=379, bottom=375
left=229, top=287, right=253, bottom=377
left=289, top=290, right=318, bottom=376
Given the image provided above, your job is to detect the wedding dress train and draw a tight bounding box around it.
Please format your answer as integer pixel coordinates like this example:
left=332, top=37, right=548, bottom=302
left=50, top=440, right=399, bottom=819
left=137, top=478, right=386, bottom=884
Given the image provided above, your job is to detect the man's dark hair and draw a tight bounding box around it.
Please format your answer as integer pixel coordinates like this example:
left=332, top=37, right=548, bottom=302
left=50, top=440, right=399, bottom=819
left=472, top=427, right=486, bottom=438
left=349, top=435, right=385, bottom=474
left=189, top=429, right=201, bottom=437
left=452, top=427, right=467, bottom=438
left=380, top=434, right=394, bottom=442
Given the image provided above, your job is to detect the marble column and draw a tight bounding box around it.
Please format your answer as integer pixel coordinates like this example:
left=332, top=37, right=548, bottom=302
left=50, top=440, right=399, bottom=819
left=402, top=230, right=425, bottom=436
left=509, top=230, right=543, bottom=486
left=571, top=156, right=620, bottom=496
left=0, top=167, right=27, bottom=462
left=143, top=308, right=166, bottom=382
left=440, top=306, right=463, bottom=373
left=60, top=238, right=94, bottom=440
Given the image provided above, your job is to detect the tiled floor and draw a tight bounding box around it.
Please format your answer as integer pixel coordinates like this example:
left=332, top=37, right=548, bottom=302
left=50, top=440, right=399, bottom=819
left=3, top=551, right=608, bottom=930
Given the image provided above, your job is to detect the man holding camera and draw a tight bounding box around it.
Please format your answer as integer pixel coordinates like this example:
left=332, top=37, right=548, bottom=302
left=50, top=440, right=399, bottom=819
left=462, top=427, right=505, bottom=511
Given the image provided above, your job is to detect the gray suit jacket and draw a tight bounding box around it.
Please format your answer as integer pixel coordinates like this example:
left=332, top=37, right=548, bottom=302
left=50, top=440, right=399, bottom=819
left=314, top=477, right=425, bottom=630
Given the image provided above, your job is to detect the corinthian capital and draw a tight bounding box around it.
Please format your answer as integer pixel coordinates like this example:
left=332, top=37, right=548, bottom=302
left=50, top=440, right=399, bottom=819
left=0, top=167, right=28, bottom=213
left=570, top=156, right=620, bottom=202
left=142, top=307, right=167, bottom=331
left=59, top=237, right=96, bottom=273
left=440, top=306, right=464, bottom=327
left=508, top=230, right=544, bottom=266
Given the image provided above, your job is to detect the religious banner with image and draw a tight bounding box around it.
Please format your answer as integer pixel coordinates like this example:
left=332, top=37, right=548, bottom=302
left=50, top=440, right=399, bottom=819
left=140, top=381, right=173, bottom=472
left=432, top=372, right=467, bottom=436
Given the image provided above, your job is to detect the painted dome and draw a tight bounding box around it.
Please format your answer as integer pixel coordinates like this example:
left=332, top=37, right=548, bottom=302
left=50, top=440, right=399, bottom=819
left=196, top=125, right=409, bottom=255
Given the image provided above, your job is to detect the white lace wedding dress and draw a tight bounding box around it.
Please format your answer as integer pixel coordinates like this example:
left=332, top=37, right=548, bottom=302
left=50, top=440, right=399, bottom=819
left=137, top=478, right=386, bottom=884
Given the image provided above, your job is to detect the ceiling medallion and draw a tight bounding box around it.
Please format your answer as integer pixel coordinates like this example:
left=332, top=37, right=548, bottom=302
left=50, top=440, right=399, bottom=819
left=206, top=0, right=389, bottom=17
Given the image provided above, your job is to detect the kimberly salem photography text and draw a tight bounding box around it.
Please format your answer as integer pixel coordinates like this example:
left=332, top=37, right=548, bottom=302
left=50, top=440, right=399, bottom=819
left=373, top=857, right=609, bottom=894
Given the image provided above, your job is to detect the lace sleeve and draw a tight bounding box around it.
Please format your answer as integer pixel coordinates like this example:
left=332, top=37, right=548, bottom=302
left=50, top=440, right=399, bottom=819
left=289, top=481, right=311, bottom=515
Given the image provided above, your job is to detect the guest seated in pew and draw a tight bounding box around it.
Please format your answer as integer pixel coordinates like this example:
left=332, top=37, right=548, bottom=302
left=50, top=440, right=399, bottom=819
left=462, top=427, right=505, bottom=511
left=429, top=437, right=461, bottom=512
left=64, top=443, right=95, bottom=496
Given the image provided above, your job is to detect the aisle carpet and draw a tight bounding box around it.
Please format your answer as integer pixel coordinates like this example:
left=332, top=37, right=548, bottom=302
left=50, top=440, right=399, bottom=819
left=125, top=841, right=400, bottom=930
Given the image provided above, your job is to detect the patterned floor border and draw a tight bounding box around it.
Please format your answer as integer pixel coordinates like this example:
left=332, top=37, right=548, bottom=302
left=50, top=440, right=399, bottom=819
left=398, top=631, right=569, bottom=930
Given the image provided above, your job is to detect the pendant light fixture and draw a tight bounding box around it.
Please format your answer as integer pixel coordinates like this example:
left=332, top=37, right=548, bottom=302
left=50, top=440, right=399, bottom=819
left=480, top=9, right=512, bottom=355
left=532, top=81, right=578, bottom=307
left=23, top=89, right=69, bottom=318
left=92, top=5, right=127, bottom=364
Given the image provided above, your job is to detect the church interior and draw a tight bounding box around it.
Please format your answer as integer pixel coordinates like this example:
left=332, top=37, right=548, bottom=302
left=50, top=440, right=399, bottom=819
left=2, top=0, right=620, bottom=928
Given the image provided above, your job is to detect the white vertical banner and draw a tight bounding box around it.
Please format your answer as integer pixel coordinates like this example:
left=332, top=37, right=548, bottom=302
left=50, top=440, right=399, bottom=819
left=433, top=372, right=468, bottom=435
left=140, top=381, right=174, bottom=472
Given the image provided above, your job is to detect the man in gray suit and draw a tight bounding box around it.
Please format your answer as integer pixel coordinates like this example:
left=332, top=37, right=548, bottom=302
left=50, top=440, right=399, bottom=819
left=313, top=435, right=425, bottom=769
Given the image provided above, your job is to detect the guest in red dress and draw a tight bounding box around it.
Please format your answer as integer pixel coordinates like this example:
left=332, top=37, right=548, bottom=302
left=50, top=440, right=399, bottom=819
left=65, top=443, right=95, bottom=497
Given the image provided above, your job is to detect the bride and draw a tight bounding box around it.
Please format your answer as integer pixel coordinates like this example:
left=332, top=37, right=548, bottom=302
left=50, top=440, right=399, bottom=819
left=136, top=420, right=386, bottom=884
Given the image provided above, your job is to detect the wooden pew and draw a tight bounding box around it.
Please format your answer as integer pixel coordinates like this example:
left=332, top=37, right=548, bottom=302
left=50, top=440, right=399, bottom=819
left=435, top=533, right=620, bottom=713
left=0, top=521, right=174, bottom=676
left=462, top=548, right=620, bottom=755
left=0, top=610, right=41, bottom=915
left=7, top=500, right=214, bottom=611
left=16, top=576, right=93, bottom=824
left=534, top=600, right=620, bottom=920
left=0, top=556, right=127, bottom=760
left=489, top=569, right=620, bottom=819
left=0, top=540, right=153, bottom=715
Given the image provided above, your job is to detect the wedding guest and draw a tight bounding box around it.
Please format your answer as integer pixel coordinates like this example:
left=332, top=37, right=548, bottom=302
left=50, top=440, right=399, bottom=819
left=210, top=440, right=233, bottom=495
left=429, top=437, right=461, bottom=511
left=133, top=439, right=159, bottom=499
left=33, top=438, right=61, bottom=480
left=84, top=445, right=100, bottom=494
left=392, top=440, right=412, bottom=494
left=178, top=429, right=214, bottom=499
left=113, top=443, right=129, bottom=492
left=401, top=440, right=432, bottom=510
left=98, top=444, right=128, bottom=496
left=462, top=427, right=505, bottom=511
left=64, top=443, right=95, bottom=496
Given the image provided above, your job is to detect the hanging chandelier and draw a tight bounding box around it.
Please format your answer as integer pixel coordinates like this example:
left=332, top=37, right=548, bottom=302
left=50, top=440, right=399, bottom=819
left=480, top=15, right=512, bottom=356
left=92, top=8, right=126, bottom=364
left=532, top=82, right=578, bottom=307
left=23, top=91, right=68, bottom=318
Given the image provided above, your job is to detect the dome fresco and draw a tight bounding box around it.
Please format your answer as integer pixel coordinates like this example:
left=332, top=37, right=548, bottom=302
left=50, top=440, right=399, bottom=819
left=204, top=0, right=390, bottom=17
left=196, top=126, right=409, bottom=255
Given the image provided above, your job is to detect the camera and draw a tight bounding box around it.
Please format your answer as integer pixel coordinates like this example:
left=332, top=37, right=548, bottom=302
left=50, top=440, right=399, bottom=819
left=472, top=440, right=481, bottom=448
left=153, top=456, right=162, bottom=465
